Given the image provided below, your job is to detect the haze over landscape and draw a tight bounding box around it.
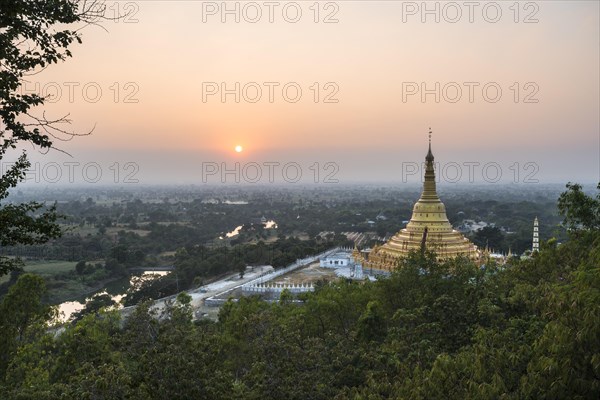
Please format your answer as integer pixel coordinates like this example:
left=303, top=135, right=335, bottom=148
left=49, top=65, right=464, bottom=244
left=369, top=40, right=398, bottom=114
left=10, top=0, right=599, bottom=184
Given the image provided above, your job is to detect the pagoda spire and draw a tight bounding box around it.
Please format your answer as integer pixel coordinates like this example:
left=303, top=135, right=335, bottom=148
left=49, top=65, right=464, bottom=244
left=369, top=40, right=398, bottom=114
left=421, top=128, right=438, bottom=201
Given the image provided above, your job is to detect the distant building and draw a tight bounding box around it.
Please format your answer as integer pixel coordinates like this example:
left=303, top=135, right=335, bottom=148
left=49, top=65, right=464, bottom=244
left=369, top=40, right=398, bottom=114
left=480, top=245, right=513, bottom=265
left=375, top=212, right=388, bottom=221
left=319, top=248, right=365, bottom=280
left=320, top=251, right=353, bottom=268
left=456, top=219, right=492, bottom=233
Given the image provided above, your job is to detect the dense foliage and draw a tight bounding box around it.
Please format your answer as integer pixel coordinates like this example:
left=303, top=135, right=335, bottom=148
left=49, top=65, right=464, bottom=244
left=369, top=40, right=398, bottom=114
left=558, top=182, right=600, bottom=231
left=0, top=183, right=597, bottom=399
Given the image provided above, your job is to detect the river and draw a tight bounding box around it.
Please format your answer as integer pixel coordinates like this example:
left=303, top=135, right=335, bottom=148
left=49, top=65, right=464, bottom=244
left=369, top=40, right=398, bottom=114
left=58, top=270, right=169, bottom=321
left=222, top=219, right=278, bottom=239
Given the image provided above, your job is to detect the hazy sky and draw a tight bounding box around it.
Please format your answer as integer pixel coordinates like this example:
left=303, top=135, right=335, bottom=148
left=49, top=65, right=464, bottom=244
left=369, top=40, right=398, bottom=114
left=11, top=1, right=600, bottom=185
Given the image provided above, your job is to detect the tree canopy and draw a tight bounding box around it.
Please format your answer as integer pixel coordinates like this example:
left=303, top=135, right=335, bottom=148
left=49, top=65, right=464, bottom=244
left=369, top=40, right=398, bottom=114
left=0, top=0, right=108, bottom=275
left=558, top=182, right=600, bottom=231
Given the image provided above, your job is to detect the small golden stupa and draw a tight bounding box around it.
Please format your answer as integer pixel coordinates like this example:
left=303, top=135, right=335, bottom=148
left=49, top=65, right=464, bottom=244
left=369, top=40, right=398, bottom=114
left=356, top=129, right=479, bottom=271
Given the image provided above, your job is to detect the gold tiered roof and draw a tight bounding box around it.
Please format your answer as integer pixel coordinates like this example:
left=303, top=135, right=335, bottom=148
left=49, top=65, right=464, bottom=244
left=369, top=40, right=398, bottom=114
left=357, top=130, right=479, bottom=271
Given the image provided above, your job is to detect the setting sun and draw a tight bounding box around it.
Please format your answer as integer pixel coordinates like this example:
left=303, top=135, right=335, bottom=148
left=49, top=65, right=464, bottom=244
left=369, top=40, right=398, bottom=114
left=235, top=145, right=243, bottom=153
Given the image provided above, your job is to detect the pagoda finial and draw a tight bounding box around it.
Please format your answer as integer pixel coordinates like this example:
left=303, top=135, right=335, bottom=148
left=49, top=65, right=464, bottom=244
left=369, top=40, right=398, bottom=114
left=425, top=128, right=434, bottom=163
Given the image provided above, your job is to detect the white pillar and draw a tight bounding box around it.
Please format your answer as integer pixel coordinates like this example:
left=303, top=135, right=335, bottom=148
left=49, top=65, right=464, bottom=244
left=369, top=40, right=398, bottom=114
left=532, top=217, right=539, bottom=253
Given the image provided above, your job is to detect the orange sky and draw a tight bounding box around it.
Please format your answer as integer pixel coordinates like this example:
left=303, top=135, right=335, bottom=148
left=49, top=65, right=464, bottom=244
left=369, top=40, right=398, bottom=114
left=14, top=1, right=600, bottom=184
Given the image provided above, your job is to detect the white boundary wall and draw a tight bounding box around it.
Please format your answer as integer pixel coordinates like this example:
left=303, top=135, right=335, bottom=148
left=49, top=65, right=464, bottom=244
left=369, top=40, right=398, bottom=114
left=239, top=247, right=353, bottom=295
left=203, top=247, right=353, bottom=305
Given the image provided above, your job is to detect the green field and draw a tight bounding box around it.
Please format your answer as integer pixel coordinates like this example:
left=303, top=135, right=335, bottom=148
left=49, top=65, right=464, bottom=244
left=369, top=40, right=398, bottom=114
left=0, top=260, right=76, bottom=284
left=0, top=260, right=118, bottom=304
left=23, top=260, right=77, bottom=275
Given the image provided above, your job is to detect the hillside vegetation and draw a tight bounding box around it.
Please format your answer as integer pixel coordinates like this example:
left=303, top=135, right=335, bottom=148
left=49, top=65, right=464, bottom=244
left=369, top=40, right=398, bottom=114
left=0, top=184, right=598, bottom=399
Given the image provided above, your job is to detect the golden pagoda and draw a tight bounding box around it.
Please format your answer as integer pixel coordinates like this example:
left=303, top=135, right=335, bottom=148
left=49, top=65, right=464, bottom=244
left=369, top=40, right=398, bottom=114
left=356, top=130, right=479, bottom=271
